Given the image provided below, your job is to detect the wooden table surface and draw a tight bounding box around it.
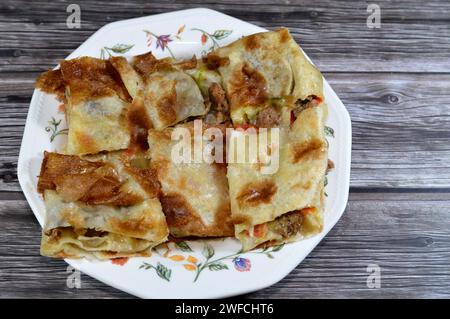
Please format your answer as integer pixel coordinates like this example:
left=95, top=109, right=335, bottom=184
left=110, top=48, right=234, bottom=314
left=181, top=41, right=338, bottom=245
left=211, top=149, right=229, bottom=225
left=1, top=0, right=449, bottom=298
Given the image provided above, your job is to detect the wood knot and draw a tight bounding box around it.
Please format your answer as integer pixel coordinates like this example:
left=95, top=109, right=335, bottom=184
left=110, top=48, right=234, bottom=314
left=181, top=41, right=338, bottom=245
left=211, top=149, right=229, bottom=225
left=386, top=94, right=399, bottom=104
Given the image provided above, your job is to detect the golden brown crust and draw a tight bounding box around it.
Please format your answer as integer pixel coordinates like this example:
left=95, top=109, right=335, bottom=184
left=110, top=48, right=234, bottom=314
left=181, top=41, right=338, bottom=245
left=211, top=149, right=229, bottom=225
left=55, top=167, right=143, bottom=206
left=109, top=56, right=130, bottom=75
left=152, top=80, right=178, bottom=125
left=35, top=69, right=66, bottom=101
left=244, top=33, right=262, bottom=51
left=160, top=193, right=198, bottom=228
left=37, top=152, right=102, bottom=194
left=229, top=63, right=268, bottom=108
left=127, top=98, right=153, bottom=150
left=123, top=165, right=160, bottom=198
left=110, top=216, right=156, bottom=238
left=173, top=55, right=197, bottom=70
left=160, top=193, right=233, bottom=237
left=203, top=54, right=230, bottom=70
left=236, top=180, right=277, bottom=208
left=292, top=140, right=325, bottom=164
left=231, top=215, right=251, bottom=225
left=61, top=209, right=85, bottom=230
left=132, top=52, right=171, bottom=76
left=278, top=27, right=291, bottom=43
left=38, top=152, right=156, bottom=206
left=60, top=57, right=131, bottom=105
left=35, top=29, right=327, bottom=257
left=73, top=131, right=99, bottom=155
left=147, top=123, right=234, bottom=238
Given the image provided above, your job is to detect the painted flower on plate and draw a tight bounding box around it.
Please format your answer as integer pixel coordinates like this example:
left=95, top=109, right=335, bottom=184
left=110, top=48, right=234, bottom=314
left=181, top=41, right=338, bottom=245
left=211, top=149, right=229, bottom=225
left=201, top=33, right=207, bottom=45
left=233, top=257, right=251, bottom=272
left=156, top=34, right=172, bottom=51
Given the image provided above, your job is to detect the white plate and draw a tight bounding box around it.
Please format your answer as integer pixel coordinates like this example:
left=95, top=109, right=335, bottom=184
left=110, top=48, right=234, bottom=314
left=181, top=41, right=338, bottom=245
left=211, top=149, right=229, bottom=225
left=18, top=8, right=352, bottom=299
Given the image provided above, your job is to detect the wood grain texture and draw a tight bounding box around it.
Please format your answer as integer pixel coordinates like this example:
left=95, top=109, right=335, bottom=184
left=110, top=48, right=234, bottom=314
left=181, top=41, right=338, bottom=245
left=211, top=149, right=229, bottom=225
left=0, top=0, right=449, bottom=299
left=1, top=192, right=449, bottom=298
left=1, top=0, right=449, bottom=73
left=1, top=73, right=450, bottom=190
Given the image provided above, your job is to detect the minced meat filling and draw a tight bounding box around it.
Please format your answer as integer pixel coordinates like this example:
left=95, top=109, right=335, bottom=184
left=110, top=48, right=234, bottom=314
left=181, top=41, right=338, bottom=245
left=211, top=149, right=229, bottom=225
left=254, top=106, right=281, bottom=128
left=253, top=95, right=321, bottom=128
left=83, top=228, right=108, bottom=237
left=293, top=96, right=321, bottom=117
left=206, top=82, right=230, bottom=123
left=45, top=227, right=108, bottom=242
left=268, top=211, right=304, bottom=239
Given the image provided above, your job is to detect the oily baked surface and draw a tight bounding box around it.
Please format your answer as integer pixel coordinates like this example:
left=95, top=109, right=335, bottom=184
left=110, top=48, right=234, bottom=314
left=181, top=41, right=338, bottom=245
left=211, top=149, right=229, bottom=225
left=205, top=28, right=323, bottom=124
left=228, top=105, right=328, bottom=250
left=38, top=151, right=168, bottom=259
left=35, top=28, right=328, bottom=258
left=147, top=123, right=234, bottom=237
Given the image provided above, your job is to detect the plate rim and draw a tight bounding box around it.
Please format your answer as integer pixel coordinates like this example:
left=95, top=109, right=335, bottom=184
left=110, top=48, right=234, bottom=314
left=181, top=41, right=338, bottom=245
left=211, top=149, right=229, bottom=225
left=18, top=7, right=352, bottom=299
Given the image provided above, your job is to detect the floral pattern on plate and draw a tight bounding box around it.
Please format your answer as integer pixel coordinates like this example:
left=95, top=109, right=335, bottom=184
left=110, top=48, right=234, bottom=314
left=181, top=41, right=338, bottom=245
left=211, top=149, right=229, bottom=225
left=21, top=8, right=352, bottom=298
left=137, top=241, right=284, bottom=282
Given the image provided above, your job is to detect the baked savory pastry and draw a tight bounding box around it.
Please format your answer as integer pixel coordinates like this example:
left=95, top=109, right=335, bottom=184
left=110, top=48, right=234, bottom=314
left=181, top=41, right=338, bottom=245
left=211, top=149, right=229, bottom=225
left=37, top=57, right=133, bottom=155
left=147, top=122, right=234, bottom=237
left=205, top=28, right=323, bottom=125
left=35, top=28, right=329, bottom=259
left=227, top=105, right=328, bottom=250
left=112, top=53, right=207, bottom=130
left=40, top=191, right=167, bottom=259
left=37, top=151, right=168, bottom=259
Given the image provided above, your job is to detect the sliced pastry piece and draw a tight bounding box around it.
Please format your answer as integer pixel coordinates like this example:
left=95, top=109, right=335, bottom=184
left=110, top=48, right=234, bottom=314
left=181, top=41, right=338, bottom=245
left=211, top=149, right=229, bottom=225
left=185, top=59, right=230, bottom=124
left=109, top=56, right=153, bottom=149
left=40, top=190, right=168, bottom=259
left=205, top=28, right=323, bottom=125
left=38, top=150, right=168, bottom=259
left=126, top=52, right=207, bottom=130
left=59, top=57, right=132, bottom=155
left=147, top=122, right=234, bottom=237
left=37, top=151, right=160, bottom=205
left=227, top=103, right=328, bottom=250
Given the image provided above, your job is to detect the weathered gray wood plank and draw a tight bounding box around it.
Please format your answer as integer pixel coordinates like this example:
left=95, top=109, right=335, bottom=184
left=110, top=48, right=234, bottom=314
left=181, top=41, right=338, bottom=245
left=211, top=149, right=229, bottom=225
left=0, top=0, right=449, bottom=73
left=1, top=0, right=450, bottom=299
left=1, top=73, right=450, bottom=191
left=1, top=192, right=449, bottom=298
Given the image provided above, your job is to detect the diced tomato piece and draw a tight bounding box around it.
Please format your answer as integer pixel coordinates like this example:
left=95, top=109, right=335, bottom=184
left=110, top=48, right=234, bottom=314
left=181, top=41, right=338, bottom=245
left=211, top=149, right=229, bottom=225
left=300, top=207, right=317, bottom=215
left=290, top=110, right=297, bottom=124
left=313, top=96, right=323, bottom=104
left=111, top=257, right=129, bottom=266
left=253, top=223, right=268, bottom=238
left=235, top=123, right=256, bottom=130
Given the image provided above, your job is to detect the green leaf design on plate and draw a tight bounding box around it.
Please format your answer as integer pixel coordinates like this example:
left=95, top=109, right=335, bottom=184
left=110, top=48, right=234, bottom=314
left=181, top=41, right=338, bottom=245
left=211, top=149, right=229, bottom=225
left=45, top=117, right=68, bottom=142
left=109, top=43, right=134, bottom=54
left=212, top=29, right=232, bottom=40
left=140, top=262, right=171, bottom=282
left=175, top=241, right=193, bottom=252
left=208, top=262, right=229, bottom=271
left=155, top=262, right=172, bottom=281
left=100, top=48, right=106, bottom=60
left=271, top=244, right=285, bottom=252
left=325, top=126, right=335, bottom=138
left=100, top=43, right=134, bottom=59
left=202, top=243, right=215, bottom=259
